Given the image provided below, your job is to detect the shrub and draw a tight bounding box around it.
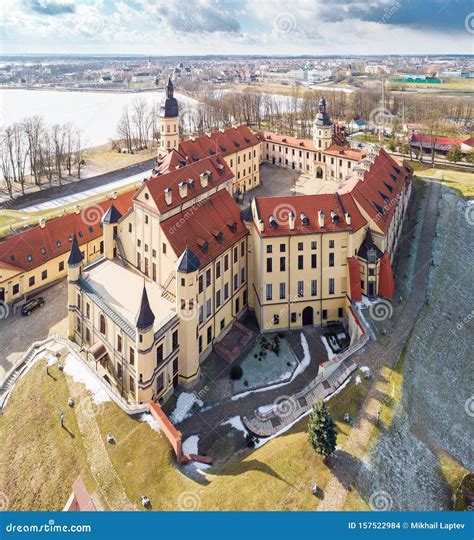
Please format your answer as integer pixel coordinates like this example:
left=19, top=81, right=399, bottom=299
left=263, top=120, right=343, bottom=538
left=243, top=380, right=249, bottom=387
left=230, top=365, right=243, bottom=380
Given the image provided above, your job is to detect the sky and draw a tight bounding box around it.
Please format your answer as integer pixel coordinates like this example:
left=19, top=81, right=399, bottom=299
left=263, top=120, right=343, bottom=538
left=0, top=0, right=473, bottom=56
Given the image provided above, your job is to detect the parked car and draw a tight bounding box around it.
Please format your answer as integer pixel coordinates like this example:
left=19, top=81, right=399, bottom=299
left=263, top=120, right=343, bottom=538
left=20, top=297, right=45, bottom=316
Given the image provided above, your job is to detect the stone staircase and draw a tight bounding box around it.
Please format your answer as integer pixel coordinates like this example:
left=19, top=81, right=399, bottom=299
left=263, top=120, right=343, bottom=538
left=161, top=271, right=176, bottom=302
left=113, top=234, right=128, bottom=267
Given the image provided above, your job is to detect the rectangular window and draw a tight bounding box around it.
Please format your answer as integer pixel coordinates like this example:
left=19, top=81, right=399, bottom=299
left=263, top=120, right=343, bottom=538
left=157, top=344, right=164, bottom=365
left=224, top=283, right=229, bottom=300
left=298, top=281, right=304, bottom=297
left=220, top=318, right=225, bottom=331
left=280, top=257, right=286, bottom=271
left=311, top=241, right=317, bottom=250
left=266, top=257, right=272, bottom=272
left=41, top=269, right=47, bottom=280
left=128, top=223, right=132, bottom=233
left=266, top=284, right=272, bottom=301
left=117, top=335, right=122, bottom=353
left=129, top=376, right=135, bottom=392
left=266, top=245, right=273, bottom=254
left=291, top=312, right=297, bottom=323
left=216, top=290, right=221, bottom=308
left=234, top=273, right=238, bottom=290
left=162, top=242, right=167, bottom=254
left=199, top=306, right=203, bottom=324
left=298, top=255, right=304, bottom=270
left=199, top=275, right=203, bottom=293
left=241, top=267, right=245, bottom=283
left=233, top=247, right=238, bottom=263
left=29, top=276, right=35, bottom=287
left=156, top=373, right=164, bottom=393
left=329, top=253, right=335, bottom=267
left=172, top=330, right=178, bottom=351
left=207, top=326, right=212, bottom=346
left=279, top=282, right=286, bottom=299
left=129, top=347, right=135, bottom=366
left=298, top=242, right=303, bottom=251
left=59, top=261, right=65, bottom=272
left=216, top=261, right=221, bottom=279
left=329, top=240, right=335, bottom=248
left=329, top=278, right=335, bottom=295
left=273, top=314, right=280, bottom=324
left=311, top=253, right=317, bottom=268
left=338, top=307, right=344, bottom=318
left=280, top=243, right=286, bottom=252
left=206, top=269, right=211, bottom=287
left=311, top=279, right=317, bottom=296
left=241, top=241, right=245, bottom=257
left=12, top=284, right=19, bottom=295
left=224, top=254, right=229, bottom=271
left=322, top=309, right=328, bottom=320
left=199, top=335, right=203, bottom=353
left=206, top=299, right=212, bottom=318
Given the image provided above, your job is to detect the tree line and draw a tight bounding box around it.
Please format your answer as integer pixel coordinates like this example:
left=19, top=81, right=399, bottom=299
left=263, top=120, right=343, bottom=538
left=1, top=117, right=83, bottom=199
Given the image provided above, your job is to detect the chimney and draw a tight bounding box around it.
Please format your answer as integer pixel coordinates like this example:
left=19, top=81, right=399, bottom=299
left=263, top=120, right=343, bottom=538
left=190, top=136, right=196, bottom=142
left=38, top=217, right=46, bottom=229
left=75, top=205, right=81, bottom=215
left=112, top=191, right=118, bottom=199
left=178, top=181, right=188, bottom=198
left=164, top=187, right=172, bottom=205
left=289, top=211, right=295, bottom=230
left=199, top=171, right=209, bottom=188
left=345, top=212, right=351, bottom=225
left=258, top=219, right=264, bottom=233
left=318, top=210, right=325, bottom=228
left=219, top=128, right=225, bottom=133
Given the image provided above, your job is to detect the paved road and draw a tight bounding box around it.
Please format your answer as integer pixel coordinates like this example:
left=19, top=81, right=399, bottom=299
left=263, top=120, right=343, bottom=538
left=1, top=158, right=155, bottom=211
left=0, top=281, right=68, bottom=381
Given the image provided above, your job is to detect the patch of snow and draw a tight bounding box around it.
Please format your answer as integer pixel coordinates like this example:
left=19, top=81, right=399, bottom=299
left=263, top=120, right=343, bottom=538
left=182, top=434, right=200, bottom=455
left=232, top=333, right=311, bottom=401
left=140, top=413, right=160, bottom=433
left=337, top=332, right=346, bottom=340
left=355, top=375, right=361, bottom=385
left=357, top=295, right=378, bottom=308
left=360, top=366, right=370, bottom=373
left=46, top=356, right=58, bottom=368
left=257, top=403, right=275, bottom=415
left=169, top=392, right=203, bottom=424
left=321, top=336, right=337, bottom=360
left=221, top=415, right=248, bottom=435
left=63, top=353, right=110, bottom=404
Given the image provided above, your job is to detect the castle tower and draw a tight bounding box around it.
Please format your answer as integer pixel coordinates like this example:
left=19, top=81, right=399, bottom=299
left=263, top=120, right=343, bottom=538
left=135, top=283, right=155, bottom=352
left=102, top=204, right=122, bottom=260
left=67, top=233, right=84, bottom=339
left=175, top=247, right=201, bottom=385
left=159, top=78, right=179, bottom=156
left=313, top=97, right=333, bottom=151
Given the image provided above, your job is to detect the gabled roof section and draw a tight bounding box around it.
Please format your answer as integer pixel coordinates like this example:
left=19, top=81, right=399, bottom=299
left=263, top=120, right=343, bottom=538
left=0, top=190, right=134, bottom=272
left=347, top=257, right=362, bottom=302
left=102, top=204, right=122, bottom=225
left=179, top=125, right=259, bottom=161
left=254, top=192, right=367, bottom=237
left=162, top=189, right=248, bottom=267
left=153, top=148, right=188, bottom=175
left=140, top=155, right=233, bottom=215
left=135, top=284, right=156, bottom=331
left=378, top=251, right=395, bottom=300
left=67, top=233, right=84, bottom=267
left=176, top=247, right=201, bottom=273
left=357, top=229, right=384, bottom=261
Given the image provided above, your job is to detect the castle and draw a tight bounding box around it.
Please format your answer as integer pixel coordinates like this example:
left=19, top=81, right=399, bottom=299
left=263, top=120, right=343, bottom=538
left=0, top=79, right=412, bottom=406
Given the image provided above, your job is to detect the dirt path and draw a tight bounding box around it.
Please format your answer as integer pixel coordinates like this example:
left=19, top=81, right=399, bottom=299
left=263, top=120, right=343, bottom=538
left=317, top=179, right=442, bottom=511
left=65, top=377, right=136, bottom=511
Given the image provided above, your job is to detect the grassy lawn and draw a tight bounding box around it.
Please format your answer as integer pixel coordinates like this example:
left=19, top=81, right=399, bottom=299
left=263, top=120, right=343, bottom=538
left=413, top=168, right=474, bottom=198
left=351, top=133, right=380, bottom=144
left=0, top=353, right=369, bottom=511
left=0, top=361, right=98, bottom=511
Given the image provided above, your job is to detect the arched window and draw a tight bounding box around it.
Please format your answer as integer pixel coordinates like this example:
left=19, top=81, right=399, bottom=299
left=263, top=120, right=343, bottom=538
left=100, top=314, right=106, bottom=335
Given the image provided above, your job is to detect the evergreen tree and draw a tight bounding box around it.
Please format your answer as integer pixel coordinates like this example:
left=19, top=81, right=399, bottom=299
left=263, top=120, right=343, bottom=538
left=446, top=144, right=462, bottom=163
left=308, top=400, right=337, bottom=458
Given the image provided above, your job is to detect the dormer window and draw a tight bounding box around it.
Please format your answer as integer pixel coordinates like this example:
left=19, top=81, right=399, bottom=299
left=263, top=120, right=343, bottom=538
left=226, top=219, right=237, bottom=233
left=56, top=240, right=61, bottom=248
left=10, top=255, right=15, bottom=261
left=233, top=140, right=240, bottom=148
left=269, top=216, right=278, bottom=228
left=244, top=137, right=251, bottom=144
left=192, top=154, right=198, bottom=162
left=374, top=202, right=385, bottom=215
left=40, top=247, right=46, bottom=255
left=330, top=211, right=340, bottom=224
left=392, top=165, right=400, bottom=175
left=212, top=229, right=223, bottom=243
left=209, top=148, right=216, bottom=155
left=78, top=231, right=83, bottom=238
left=27, top=255, right=33, bottom=262
left=68, top=236, right=72, bottom=242
left=219, top=145, right=226, bottom=152
left=300, top=213, right=309, bottom=225
left=379, top=192, right=390, bottom=204
left=389, top=173, right=397, bottom=182
left=384, top=182, right=393, bottom=193
left=197, top=238, right=208, bottom=253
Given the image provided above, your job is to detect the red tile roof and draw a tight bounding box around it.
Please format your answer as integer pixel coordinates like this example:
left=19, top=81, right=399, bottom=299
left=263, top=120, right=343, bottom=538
left=410, top=133, right=466, bottom=147
left=141, top=156, right=233, bottom=215
left=323, top=144, right=363, bottom=161
left=161, top=189, right=247, bottom=267
left=262, top=131, right=316, bottom=152
left=255, top=192, right=367, bottom=237
left=153, top=148, right=188, bottom=175
left=340, top=148, right=412, bottom=235
left=347, top=257, right=362, bottom=302
left=0, top=190, right=135, bottom=272
left=179, top=125, right=259, bottom=161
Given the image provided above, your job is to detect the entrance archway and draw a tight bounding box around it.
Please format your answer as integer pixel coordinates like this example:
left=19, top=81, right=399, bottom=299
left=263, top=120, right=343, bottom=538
left=302, top=306, right=314, bottom=326
left=316, top=167, right=323, bottom=179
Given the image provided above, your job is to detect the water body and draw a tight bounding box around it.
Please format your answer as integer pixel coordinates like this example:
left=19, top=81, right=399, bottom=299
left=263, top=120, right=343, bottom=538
left=0, top=88, right=198, bottom=148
